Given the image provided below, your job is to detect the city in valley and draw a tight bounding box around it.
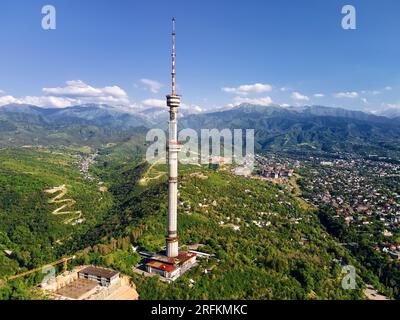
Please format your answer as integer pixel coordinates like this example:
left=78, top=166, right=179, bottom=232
left=256, top=153, right=400, bottom=256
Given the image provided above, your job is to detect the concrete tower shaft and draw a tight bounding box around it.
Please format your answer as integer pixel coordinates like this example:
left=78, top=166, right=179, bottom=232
left=166, top=18, right=180, bottom=258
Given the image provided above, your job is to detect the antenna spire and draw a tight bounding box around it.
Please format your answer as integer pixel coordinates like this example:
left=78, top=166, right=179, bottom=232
left=171, top=17, right=176, bottom=96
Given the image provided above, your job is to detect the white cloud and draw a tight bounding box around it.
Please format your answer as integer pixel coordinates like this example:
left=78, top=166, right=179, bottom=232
left=291, top=92, right=309, bottom=101
left=142, top=98, right=166, bottom=108
left=142, top=98, right=203, bottom=113
left=382, top=103, right=400, bottom=109
left=362, top=98, right=369, bottom=104
left=313, top=93, right=325, bottom=98
left=361, top=90, right=381, bottom=95
left=20, top=96, right=74, bottom=108
left=0, top=95, right=18, bottom=106
left=0, top=82, right=203, bottom=114
left=222, top=83, right=272, bottom=96
left=181, top=103, right=203, bottom=113
left=385, top=86, right=393, bottom=91
left=0, top=94, right=74, bottom=108
left=0, top=80, right=130, bottom=108
left=334, top=91, right=359, bottom=99
left=231, top=96, right=273, bottom=106
left=43, top=80, right=129, bottom=105
left=139, top=79, right=163, bottom=94
left=369, top=103, right=400, bottom=116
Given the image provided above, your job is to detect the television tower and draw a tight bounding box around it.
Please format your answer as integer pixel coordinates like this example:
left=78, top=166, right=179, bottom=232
left=166, top=17, right=181, bottom=258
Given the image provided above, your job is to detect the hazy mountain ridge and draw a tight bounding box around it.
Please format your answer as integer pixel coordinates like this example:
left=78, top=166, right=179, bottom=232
left=1, top=103, right=400, bottom=156
left=181, top=104, right=400, bottom=155
left=0, top=103, right=150, bottom=146
left=375, top=107, right=400, bottom=119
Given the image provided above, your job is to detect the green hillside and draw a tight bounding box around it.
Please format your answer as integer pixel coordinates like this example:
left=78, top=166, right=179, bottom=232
left=77, top=162, right=379, bottom=300
left=0, top=147, right=388, bottom=300
left=0, top=147, right=113, bottom=279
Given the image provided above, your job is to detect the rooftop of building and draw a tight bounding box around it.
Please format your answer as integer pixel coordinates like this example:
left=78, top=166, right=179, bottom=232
left=55, top=278, right=98, bottom=300
left=78, top=266, right=119, bottom=279
left=151, top=251, right=197, bottom=266
left=146, top=260, right=177, bottom=272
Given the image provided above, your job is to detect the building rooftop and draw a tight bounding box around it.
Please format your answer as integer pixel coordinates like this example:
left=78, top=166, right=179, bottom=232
left=151, top=251, right=197, bottom=266
left=78, top=266, right=119, bottom=279
left=146, top=260, right=177, bottom=272
left=55, top=278, right=97, bottom=300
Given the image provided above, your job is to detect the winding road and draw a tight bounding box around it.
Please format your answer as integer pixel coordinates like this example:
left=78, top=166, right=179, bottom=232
left=44, top=185, right=84, bottom=225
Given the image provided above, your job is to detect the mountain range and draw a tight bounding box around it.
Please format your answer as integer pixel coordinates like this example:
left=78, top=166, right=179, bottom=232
left=1, top=103, right=400, bottom=156
left=182, top=104, right=400, bottom=156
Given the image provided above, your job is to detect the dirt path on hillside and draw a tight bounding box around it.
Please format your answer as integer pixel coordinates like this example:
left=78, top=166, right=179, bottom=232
left=139, top=149, right=201, bottom=186
left=44, top=185, right=84, bottom=225
left=138, top=153, right=167, bottom=186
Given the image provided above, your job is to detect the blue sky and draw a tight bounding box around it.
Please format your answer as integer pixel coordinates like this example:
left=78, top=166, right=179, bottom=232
left=0, top=0, right=399, bottom=113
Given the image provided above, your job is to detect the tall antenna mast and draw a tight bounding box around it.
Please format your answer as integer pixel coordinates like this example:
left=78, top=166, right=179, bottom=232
left=171, top=17, right=176, bottom=96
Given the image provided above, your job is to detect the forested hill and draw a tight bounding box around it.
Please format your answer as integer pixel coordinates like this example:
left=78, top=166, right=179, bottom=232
left=0, top=147, right=114, bottom=297
left=77, top=161, right=382, bottom=300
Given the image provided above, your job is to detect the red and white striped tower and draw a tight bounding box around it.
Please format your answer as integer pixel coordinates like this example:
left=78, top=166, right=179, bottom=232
left=166, top=17, right=181, bottom=258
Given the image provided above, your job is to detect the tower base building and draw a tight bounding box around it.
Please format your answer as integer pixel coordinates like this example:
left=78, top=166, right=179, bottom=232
left=145, top=252, right=197, bottom=282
